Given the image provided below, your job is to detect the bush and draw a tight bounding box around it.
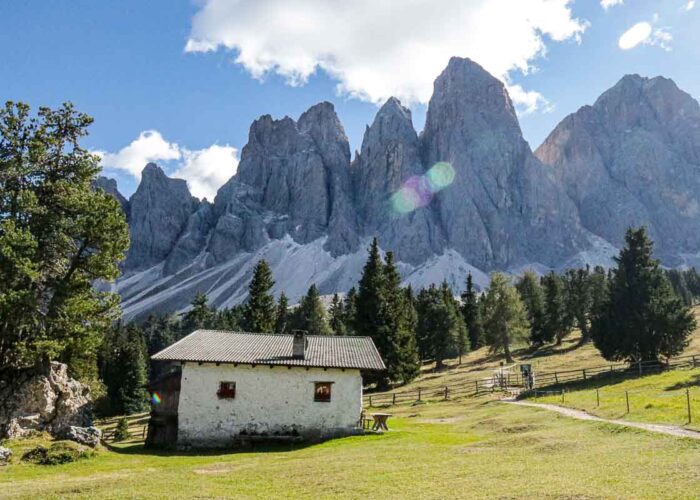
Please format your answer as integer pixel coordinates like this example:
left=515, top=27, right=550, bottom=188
left=21, top=442, right=94, bottom=465
left=113, top=417, right=130, bottom=442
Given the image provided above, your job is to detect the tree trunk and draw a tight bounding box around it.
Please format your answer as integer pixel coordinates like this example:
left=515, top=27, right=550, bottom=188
left=504, top=342, right=513, bottom=363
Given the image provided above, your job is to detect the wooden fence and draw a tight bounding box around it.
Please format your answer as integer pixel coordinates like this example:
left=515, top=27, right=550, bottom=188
left=363, top=352, right=700, bottom=407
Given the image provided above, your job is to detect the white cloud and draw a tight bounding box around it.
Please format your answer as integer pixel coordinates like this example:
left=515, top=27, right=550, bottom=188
left=172, top=145, right=239, bottom=200
left=99, top=132, right=239, bottom=200
left=685, top=0, right=695, bottom=11
left=601, top=0, right=624, bottom=9
left=618, top=20, right=672, bottom=51
left=185, top=0, right=587, bottom=113
left=98, top=130, right=180, bottom=178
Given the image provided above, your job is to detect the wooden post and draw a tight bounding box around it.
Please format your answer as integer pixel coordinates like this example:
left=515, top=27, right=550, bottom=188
left=475, top=380, right=479, bottom=395
left=369, top=395, right=372, bottom=407
left=444, top=386, right=449, bottom=400
left=596, top=388, right=600, bottom=407
left=417, top=387, right=422, bottom=401
left=625, top=391, right=630, bottom=414
left=392, top=393, right=396, bottom=405
left=582, top=369, right=587, bottom=381
left=638, top=360, right=642, bottom=376
left=693, top=355, right=697, bottom=368
left=610, top=365, right=613, bottom=378
left=687, top=388, right=692, bottom=424
left=554, top=372, right=559, bottom=385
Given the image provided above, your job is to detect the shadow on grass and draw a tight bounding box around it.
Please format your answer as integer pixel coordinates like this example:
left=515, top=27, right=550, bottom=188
left=665, top=373, right=700, bottom=390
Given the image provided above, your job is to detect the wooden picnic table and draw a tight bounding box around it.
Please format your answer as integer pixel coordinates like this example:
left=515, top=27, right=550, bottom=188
left=371, top=413, right=392, bottom=431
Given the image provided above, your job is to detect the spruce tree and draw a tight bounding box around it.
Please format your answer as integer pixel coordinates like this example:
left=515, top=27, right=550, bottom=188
left=275, top=293, right=290, bottom=333
left=101, top=323, right=148, bottom=415
left=243, top=259, right=276, bottom=332
left=542, top=272, right=569, bottom=345
left=294, top=284, right=331, bottom=335
left=592, top=228, right=696, bottom=362
left=589, top=266, right=609, bottom=322
left=461, top=273, right=484, bottom=349
left=343, top=287, right=358, bottom=335
left=328, top=294, right=346, bottom=335
left=563, top=267, right=594, bottom=344
left=481, top=273, right=529, bottom=363
left=182, top=292, right=214, bottom=332
left=516, top=271, right=547, bottom=347
left=443, top=281, right=468, bottom=364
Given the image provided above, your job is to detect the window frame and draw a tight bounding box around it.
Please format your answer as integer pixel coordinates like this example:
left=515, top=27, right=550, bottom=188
left=313, top=381, right=333, bottom=403
left=217, top=381, right=236, bottom=399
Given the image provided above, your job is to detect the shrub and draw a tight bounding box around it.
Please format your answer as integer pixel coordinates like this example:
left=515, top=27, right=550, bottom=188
left=113, top=417, right=130, bottom=442
left=21, top=442, right=93, bottom=465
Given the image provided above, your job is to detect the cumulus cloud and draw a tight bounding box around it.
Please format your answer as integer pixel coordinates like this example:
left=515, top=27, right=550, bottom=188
left=99, top=132, right=239, bottom=200
left=618, top=19, right=672, bottom=51
left=600, top=0, right=624, bottom=9
left=185, top=0, right=587, bottom=113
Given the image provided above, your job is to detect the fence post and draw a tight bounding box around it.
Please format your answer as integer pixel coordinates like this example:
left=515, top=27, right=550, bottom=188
left=369, top=395, right=372, bottom=407
left=687, top=388, right=692, bottom=424
left=638, top=360, right=642, bottom=376
left=417, top=387, right=422, bottom=402
left=392, top=393, right=396, bottom=405
left=582, top=369, right=587, bottom=381
left=625, top=390, right=630, bottom=414
left=444, top=386, right=449, bottom=400
left=693, top=355, right=697, bottom=368
left=596, top=388, right=600, bottom=407
left=610, top=365, right=613, bottom=378
left=475, top=380, right=479, bottom=395
left=554, top=372, right=559, bottom=385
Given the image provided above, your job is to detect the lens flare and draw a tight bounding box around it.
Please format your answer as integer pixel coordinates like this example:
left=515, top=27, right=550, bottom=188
left=151, top=392, right=162, bottom=405
left=390, top=162, right=456, bottom=215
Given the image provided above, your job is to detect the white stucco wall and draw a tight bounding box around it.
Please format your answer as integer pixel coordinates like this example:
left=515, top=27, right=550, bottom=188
left=177, top=363, right=363, bottom=447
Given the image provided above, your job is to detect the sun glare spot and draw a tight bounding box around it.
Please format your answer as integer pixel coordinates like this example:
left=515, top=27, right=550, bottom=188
left=391, top=162, right=455, bottom=214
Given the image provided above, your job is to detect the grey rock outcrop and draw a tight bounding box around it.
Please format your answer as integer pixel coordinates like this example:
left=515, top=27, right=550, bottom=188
left=125, top=163, right=200, bottom=271
left=536, top=74, right=700, bottom=265
left=0, top=446, right=11, bottom=465
left=421, top=57, right=588, bottom=269
left=94, top=176, right=129, bottom=215
left=61, top=426, right=102, bottom=448
left=0, top=362, right=93, bottom=439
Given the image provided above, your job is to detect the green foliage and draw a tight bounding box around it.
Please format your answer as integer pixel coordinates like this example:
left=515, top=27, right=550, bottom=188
left=342, top=287, right=358, bottom=335
left=292, top=284, right=331, bottom=335
left=416, top=282, right=467, bottom=369
left=542, top=272, right=569, bottom=346
left=666, top=268, right=700, bottom=306
left=0, top=101, right=129, bottom=376
left=515, top=271, right=547, bottom=347
left=243, top=260, right=276, bottom=333
left=328, top=294, right=346, bottom=336
left=99, top=324, right=148, bottom=416
left=460, top=273, right=484, bottom=349
left=592, top=227, right=696, bottom=362
left=481, top=273, right=530, bottom=363
left=353, top=240, right=419, bottom=386
left=562, top=267, right=594, bottom=344
left=113, top=417, right=130, bottom=442
left=182, top=292, right=214, bottom=332
left=21, top=442, right=94, bottom=465
left=275, top=293, right=290, bottom=334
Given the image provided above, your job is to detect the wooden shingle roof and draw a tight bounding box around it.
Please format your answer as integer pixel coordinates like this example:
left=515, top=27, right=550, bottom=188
left=151, top=330, right=386, bottom=371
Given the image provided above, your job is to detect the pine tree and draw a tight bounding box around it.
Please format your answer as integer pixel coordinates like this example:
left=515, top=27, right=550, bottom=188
left=275, top=293, right=290, bottom=334
left=516, top=271, right=547, bottom=347
left=343, top=287, right=358, bottom=335
left=589, top=266, right=609, bottom=322
left=101, top=323, right=148, bottom=415
left=294, top=284, right=331, bottom=335
left=243, top=259, right=276, bottom=332
left=481, top=273, right=530, bottom=363
left=328, top=294, right=346, bottom=336
left=461, top=273, right=484, bottom=349
left=563, top=267, right=594, bottom=344
left=383, top=252, right=420, bottom=383
left=443, top=281, right=468, bottom=364
left=592, top=228, right=696, bottom=362
left=182, top=292, right=214, bottom=332
left=542, top=272, right=568, bottom=345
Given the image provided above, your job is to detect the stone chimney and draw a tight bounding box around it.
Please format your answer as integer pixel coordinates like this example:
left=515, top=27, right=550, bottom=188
left=292, top=330, right=307, bottom=359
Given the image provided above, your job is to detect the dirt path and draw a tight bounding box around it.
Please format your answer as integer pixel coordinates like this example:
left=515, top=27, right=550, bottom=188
left=503, top=399, right=700, bottom=440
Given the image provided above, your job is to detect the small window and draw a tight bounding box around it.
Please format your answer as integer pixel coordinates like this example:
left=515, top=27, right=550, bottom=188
left=314, top=382, right=332, bottom=403
left=217, top=381, right=236, bottom=399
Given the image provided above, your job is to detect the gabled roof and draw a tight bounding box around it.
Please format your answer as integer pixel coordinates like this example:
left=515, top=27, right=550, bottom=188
left=151, top=330, right=386, bottom=371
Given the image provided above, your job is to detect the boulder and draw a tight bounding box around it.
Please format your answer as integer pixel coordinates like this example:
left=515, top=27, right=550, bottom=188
left=0, top=362, right=93, bottom=440
left=61, top=426, right=102, bottom=448
left=0, top=446, right=11, bottom=465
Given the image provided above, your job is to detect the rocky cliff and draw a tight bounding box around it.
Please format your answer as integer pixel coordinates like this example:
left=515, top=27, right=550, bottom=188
left=103, top=58, right=700, bottom=320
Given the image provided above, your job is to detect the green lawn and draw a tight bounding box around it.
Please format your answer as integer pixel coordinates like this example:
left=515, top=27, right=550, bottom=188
left=530, top=367, right=700, bottom=432
left=2, top=395, right=700, bottom=499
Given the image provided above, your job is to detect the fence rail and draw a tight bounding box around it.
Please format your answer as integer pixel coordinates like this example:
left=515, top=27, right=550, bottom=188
left=363, top=352, right=700, bottom=408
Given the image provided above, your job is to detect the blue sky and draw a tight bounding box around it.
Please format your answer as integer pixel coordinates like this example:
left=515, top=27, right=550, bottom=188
left=1, top=0, right=698, bottom=199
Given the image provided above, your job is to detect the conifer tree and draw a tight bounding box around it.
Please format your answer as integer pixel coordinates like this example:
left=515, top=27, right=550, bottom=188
left=563, top=267, right=594, bottom=344
left=343, top=287, right=358, bottom=335
left=461, top=273, right=484, bottom=349
left=542, top=272, right=569, bottom=345
left=182, top=292, right=213, bottom=332
left=328, top=294, right=346, bottom=335
left=516, top=271, right=547, bottom=347
left=101, top=323, right=148, bottom=415
left=275, top=293, right=290, bottom=333
left=589, top=265, right=609, bottom=322
left=592, top=228, right=696, bottom=362
left=294, top=284, right=331, bottom=335
left=243, top=259, right=276, bottom=332
left=443, top=281, right=468, bottom=364
left=481, top=273, right=529, bottom=363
